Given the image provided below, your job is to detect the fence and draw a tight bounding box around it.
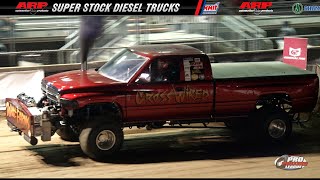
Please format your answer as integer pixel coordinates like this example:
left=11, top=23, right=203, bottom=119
left=0, top=46, right=319, bottom=76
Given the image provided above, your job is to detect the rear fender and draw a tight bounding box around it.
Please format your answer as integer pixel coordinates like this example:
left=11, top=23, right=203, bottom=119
left=256, top=93, right=292, bottom=106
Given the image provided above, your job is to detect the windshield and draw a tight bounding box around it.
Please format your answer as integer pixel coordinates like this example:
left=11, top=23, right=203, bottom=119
left=98, top=49, right=148, bottom=82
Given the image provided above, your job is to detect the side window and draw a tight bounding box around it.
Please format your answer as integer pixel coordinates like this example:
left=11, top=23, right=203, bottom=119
left=183, top=57, right=206, bottom=81
left=150, top=59, right=180, bottom=83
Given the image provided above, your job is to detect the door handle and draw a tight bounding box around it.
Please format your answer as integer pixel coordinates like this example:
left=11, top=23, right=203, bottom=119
left=175, top=87, right=184, bottom=92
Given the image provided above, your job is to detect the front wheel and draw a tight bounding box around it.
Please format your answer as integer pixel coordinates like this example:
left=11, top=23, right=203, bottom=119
left=79, top=122, right=124, bottom=160
left=56, top=126, right=79, bottom=142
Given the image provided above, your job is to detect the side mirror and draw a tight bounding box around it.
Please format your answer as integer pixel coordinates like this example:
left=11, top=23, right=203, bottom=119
left=135, top=73, right=151, bottom=83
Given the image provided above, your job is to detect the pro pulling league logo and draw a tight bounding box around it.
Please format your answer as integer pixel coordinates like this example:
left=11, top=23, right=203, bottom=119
left=15, top=2, right=49, bottom=14
left=275, top=155, right=308, bottom=170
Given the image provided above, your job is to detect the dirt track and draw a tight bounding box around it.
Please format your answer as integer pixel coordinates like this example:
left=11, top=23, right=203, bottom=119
left=0, top=112, right=320, bottom=178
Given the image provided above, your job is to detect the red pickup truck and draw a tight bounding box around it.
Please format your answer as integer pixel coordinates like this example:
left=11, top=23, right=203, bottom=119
left=5, top=44, right=319, bottom=160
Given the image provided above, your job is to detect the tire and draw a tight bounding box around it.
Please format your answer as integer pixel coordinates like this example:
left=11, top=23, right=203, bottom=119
left=56, top=126, right=79, bottom=142
left=253, top=107, right=292, bottom=143
left=79, top=122, right=124, bottom=160
left=152, top=121, right=166, bottom=128
left=224, top=120, right=233, bottom=129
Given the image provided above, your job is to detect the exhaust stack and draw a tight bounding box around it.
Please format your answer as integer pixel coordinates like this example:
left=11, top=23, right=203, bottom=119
left=79, top=16, right=104, bottom=71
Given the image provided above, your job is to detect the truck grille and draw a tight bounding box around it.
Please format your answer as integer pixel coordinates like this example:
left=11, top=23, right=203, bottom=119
left=41, top=79, right=60, bottom=103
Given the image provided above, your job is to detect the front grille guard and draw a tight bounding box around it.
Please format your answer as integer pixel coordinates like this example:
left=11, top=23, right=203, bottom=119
left=41, top=80, right=60, bottom=104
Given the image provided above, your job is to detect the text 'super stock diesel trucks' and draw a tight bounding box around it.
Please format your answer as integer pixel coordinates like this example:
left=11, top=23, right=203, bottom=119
left=5, top=44, right=319, bottom=160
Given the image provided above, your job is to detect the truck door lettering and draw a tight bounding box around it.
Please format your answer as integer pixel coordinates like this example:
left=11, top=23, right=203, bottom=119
left=135, top=92, right=145, bottom=104
left=135, top=86, right=210, bottom=105
left=174, top=90, right=186, bottom=103
left=146, top=93, right=153, bottom=103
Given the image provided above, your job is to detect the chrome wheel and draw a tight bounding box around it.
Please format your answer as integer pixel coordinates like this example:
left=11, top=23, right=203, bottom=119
left=268, top=119, right=286, bottom=139
left=96, top=130, right=116, bottom=151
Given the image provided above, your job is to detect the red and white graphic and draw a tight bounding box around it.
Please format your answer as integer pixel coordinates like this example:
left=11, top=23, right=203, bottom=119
left=239, top=2, right=272, bottom=9
left=275, top=155, right=308, bottom=170
left=15, top=2, right=49, bottom=14
left=283, top=37, right=308, bottom=70
left=239, top=2, right=273, bottom=14
left=16, top=2, right=48, bottom=9
left=289, top=47, right=301, bottom=57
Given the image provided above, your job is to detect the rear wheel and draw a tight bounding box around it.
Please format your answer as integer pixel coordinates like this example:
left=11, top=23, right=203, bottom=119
left=223, top=120, right=233, bottom=129
left=152, top=121, right=166, bottom=128
left=79, top=121, right=124, bottom=160
left=253, top=107, right=292, bottom=143
left=262, top=111, right=292, bottom=143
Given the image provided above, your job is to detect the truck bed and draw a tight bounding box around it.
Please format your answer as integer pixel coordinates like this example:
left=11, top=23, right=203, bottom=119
left=211, top=61, right=315, bottom=79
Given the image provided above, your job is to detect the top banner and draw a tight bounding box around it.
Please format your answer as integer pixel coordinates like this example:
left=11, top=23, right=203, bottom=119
left=1, top=0, right=320, bottom=15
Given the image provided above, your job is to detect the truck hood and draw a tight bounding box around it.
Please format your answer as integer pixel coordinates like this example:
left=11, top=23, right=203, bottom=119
left=42, top=69, right=124, bottom=94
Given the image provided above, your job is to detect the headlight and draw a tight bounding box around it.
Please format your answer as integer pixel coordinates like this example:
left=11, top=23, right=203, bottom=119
left=56, top=94, right=61, bottom=103
left=33, top=115, right=42, bottom=124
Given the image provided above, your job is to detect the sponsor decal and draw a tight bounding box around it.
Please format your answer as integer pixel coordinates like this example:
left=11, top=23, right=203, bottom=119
left=275, top=155, right=308, bottom=170
left=289, top=47, right=301, bottom=57
left=282, top=37, right=308, bottom=70
left=239, top=1, right=273, bottom=15
left=292, top=3, right=304, bottom=14
left=304, top=5, right=320, bottom=12
left=15, top=2, right=49, bottom=14
left=292, top=3, right=320, bottom=14
left=6, top=101, right=31, bottom=131
left=184, top=58, right=205, bottom=81
left=201, top=1, right=220, bottom=15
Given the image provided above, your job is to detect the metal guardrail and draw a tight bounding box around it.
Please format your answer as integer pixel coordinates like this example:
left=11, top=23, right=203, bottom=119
left=0, top=60, right=106, bottom=76
left=0, top=36, right=68, bottom=44
left=1, top=16, right=319, bottom=46
left=0, top=46, right=319, bottom=74
left=209, top=46, right=320, bottom=65
left=0, top=60, right=318, bottom=77
left=0, top=41, right=319, bottom=56
left=145, top=33, right=320, bottom=45
left=208, top=45, right=320, bottom=56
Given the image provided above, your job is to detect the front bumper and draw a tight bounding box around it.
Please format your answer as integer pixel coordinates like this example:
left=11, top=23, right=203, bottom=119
left=5, top=98, right=52, bottom=145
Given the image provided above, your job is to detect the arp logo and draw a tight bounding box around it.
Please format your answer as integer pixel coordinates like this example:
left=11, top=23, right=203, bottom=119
left=201, top=2, right=220, bottom=15
left=15, top=2, right=49, bottom=14
left=16, top=2, right=48, bottom=9
left=239, top=2, right=273, bottom=14
left=239, top=2, right=272, bottom=9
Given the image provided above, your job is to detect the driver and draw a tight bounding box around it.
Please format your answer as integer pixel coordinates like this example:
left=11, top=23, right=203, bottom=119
left=154, top=59, right=173, bottom=82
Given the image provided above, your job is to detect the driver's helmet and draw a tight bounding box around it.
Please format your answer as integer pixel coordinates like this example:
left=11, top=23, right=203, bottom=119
left=158, top=59, right=169, bottom=70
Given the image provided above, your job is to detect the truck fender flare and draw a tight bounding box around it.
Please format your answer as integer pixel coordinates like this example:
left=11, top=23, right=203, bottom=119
left=256, top=93, right=292, bottom=107
left=84, top=102, right=124, bottom=124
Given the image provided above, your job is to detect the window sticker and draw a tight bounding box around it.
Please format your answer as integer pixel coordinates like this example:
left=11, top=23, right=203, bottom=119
left=183, top=58, right=192, bottom=81
left=194, top=58, right=201, bottom=62
left=183, top=57, right=205, bottom=81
